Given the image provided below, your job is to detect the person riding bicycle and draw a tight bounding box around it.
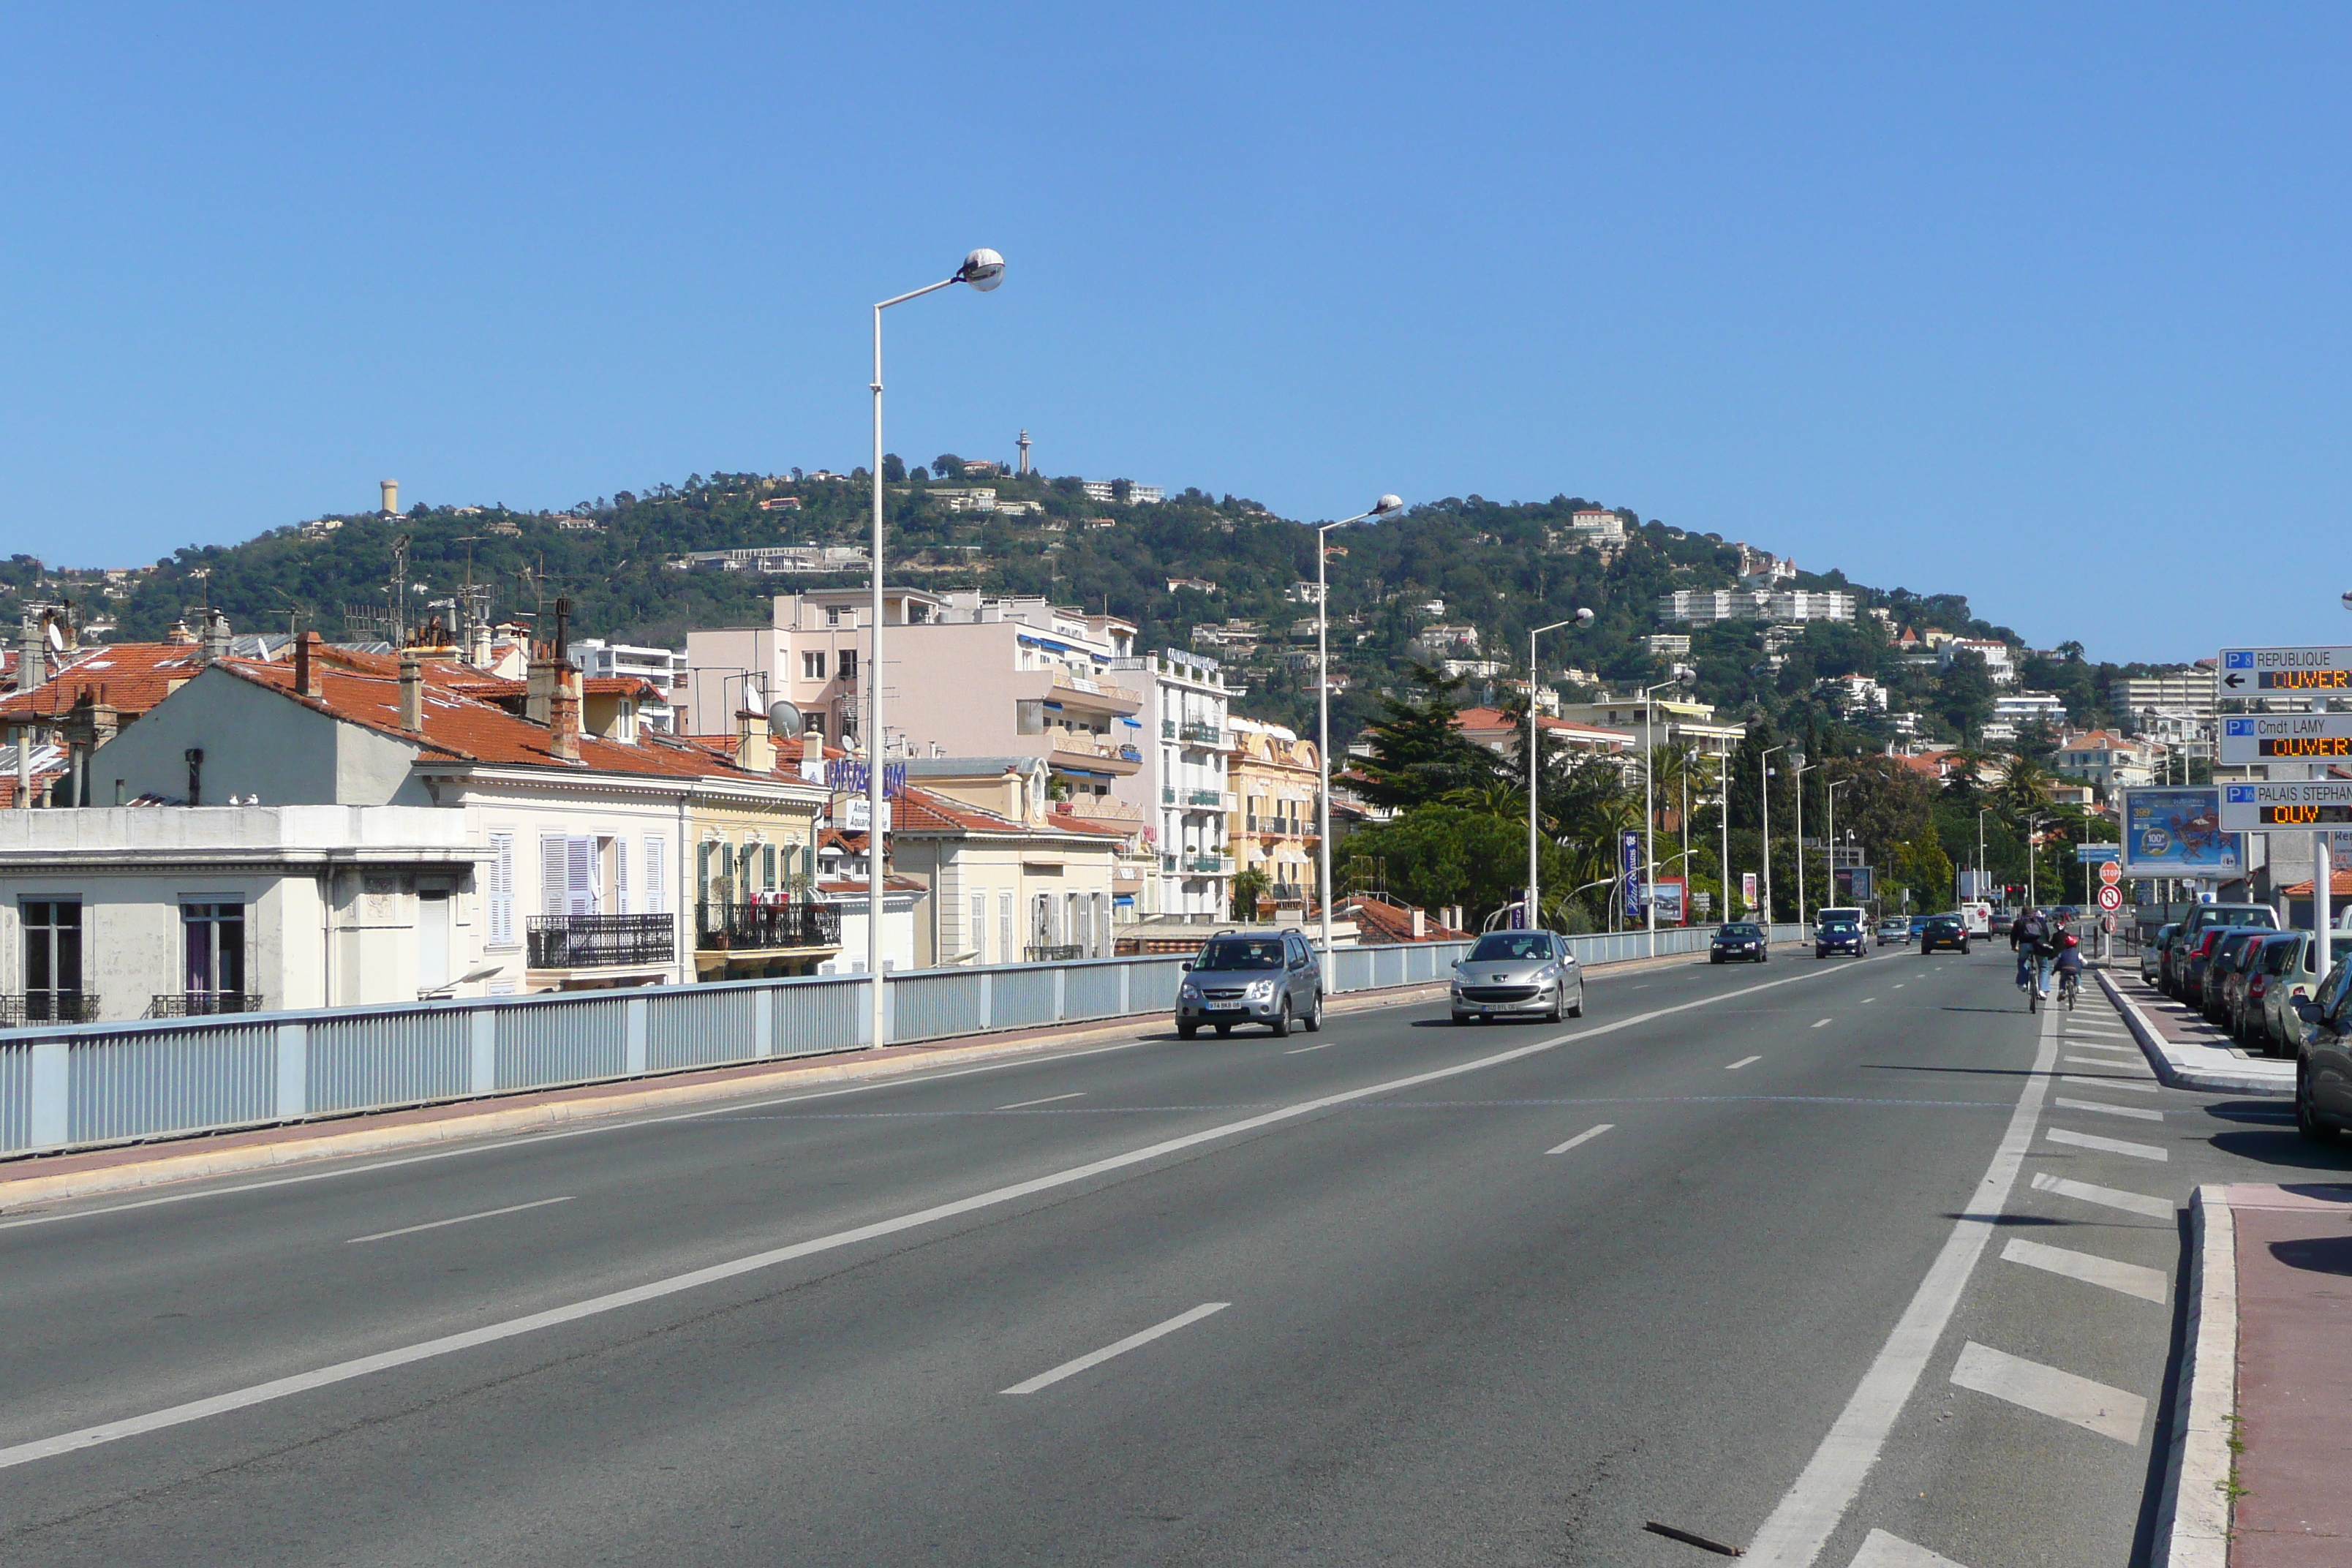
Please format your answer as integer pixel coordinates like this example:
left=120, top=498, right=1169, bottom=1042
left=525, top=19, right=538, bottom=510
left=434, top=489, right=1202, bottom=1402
left=2051, top=932, right=2086, bottom=1000
left=2014, top=908, right=2054, bottom=991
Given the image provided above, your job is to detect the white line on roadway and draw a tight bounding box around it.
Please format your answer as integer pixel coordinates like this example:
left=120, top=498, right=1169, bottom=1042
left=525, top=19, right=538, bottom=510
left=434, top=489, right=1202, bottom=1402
left=1740, top=995, right=2060, bottom=1567
left=1861, top=998, right=1876, bottom=1005
left=2000, top=1237, right=2169, bottom=1302
left=999, top=1302, right=1228, bottom=1395
left=1948, top=1339, right=2146, bottom=1444
left=1282, top=1042, right=1333, bottom=1055
left=2065, top=1056, right=2154, bottom=1074
left=1892, top=983, right=1906, bottom=990
left=2048, top=1127, right=2167, bottom=1161
left=2061, top=1039, right=2136, bottom=1054
left=1726, top=1055, right=1762, bottom=1071
left=2030, top=1171, right=2172, bottom=1219
left=1850, top=1528, right=1968, bottom=1566
left=1811, top=1018, right=1832, bottom=1029
left=2053, top=1096, right=2163, bottom=1123
left=1546, top=1124, right=1613, bottom=1155
left=346, top=1196, right=573, bottom=1245
left=998, top=1092, right=1086, bottom=1110
left=0, top=959, right=1855, bottom=1472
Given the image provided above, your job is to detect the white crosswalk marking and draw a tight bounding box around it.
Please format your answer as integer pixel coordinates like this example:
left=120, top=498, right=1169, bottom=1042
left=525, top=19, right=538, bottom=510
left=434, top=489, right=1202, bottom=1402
left=2000, top=1237, right=2169, bottom=1303
left=2054, top=1096, right=2164, bottom=1123
left=1850, top=1529, right=1970, bottom=1567
left=2065, top=1055, right=2154, bottom=1073
left=1949, top=1341, right=2146, bottom=1444
left=2031, top=1170, right=2174, bottom=1218
left=2061, top=1040, right=2137, bottom=1054
left=2059, top=1074, right=2159, bottom=1093
left=2048, top=1127, right=2168, bottom=1161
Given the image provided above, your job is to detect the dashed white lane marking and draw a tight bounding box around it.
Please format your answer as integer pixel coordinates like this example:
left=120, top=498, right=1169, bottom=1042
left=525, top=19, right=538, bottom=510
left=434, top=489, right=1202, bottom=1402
left=2059, top=1074, right=2160, bottom=1093
left=346, top=1196, right=574, bottom=1245
left=1546, top=1123, right=1614, bottom=1155
left=2048, top=1127, right=2168, bottom=1161
left=2032, top=1171, right=2174, bottom=1219
left=1281, top=1041, right=1333, bottom=1055
left=1861, top=998, right=1877, bottom=1004
left=1000, top=1303, right=1229, bottom=1395
left=1893, top=984, right=1905, bottom=990
left=1812, top=1018, right=1832, bottom=1029
left=1726, top=1055, right=1763, bottom=1071
left=2001, top=1237, right=2169, bottom=1303
left=1849, top=1528, right=1969, bottom=1566
left=997, top=1092, right=1087, bottom=1110
left=2054, top=1096, right=2163, bottom=1123
left=1949, top=1340, right=2147, bottom=1444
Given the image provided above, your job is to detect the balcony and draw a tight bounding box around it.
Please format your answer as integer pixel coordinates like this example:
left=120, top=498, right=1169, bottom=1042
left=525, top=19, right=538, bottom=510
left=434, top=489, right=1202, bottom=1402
left=527, top=913, right=676, bottom=971
left=1042, top=671, right=1142, bottom=715
left=145, top=993, right=266, bottom=1019
left=696, top=901, right=841, bottom=953
left=1186, top=854, right=1235, bottom=876
left=0, top=993, right=101, bottom=1027
left=1184, top=788, right=1224, bottom=807
left=1179, top=720, right=1229, bottom=747
left=1024, top=944, right=1085, bottom=962
left=1047, top=734, right=1142, bottom=776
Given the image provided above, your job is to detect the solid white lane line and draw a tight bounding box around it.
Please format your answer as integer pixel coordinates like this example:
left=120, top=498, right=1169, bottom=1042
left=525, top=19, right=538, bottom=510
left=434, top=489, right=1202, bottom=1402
left=1281, top=1041, right=1333, bottom=1055
left=1726, top=1055, right=1763, bottom=1071
left=346, top=1196, right=574, bottom=1245
left=1547, top=1124, right=1613, bottom=1155
left=1741, top=1003, right=2061, bottom=1566
left=2059, top=1074, right=2160, bottom=1093
left=2048, top=1127, right=2168, bottom=1161
left=996, top=1092, right=1086, bottom=1111
left=999, top=1302, right=1228, bottom=1395
left=1811, top=1018, right=1832, bottom=1029
left=1849, top=1529, right=1969, bottom=1567
left=0, top=961, right=1854, bottom=1472
left=2032, top=1171, right=2173, bottom=1219
left=2054, top=1096, right=2164, bottom=1123
left=2000, top=1237, right=2169, bottom=1303
left=1948, top=1340, right=2146, bottom=1444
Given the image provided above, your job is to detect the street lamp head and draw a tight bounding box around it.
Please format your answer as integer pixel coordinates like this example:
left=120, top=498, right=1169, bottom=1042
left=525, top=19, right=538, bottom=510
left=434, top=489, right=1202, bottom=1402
left=1575, top=607, right=1594, bottom=627
left=1373, top=494, right=1405, bottom=516
left=957, top=248, right=1006, bottom=291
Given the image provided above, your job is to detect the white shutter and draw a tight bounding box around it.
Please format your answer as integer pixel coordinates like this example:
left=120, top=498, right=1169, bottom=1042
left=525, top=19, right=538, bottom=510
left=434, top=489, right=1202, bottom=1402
left=970, top=893, right=987, bottom=962
left=567, top=836, right=598, bottom=916
left=488, top=832, right=515, bottom=945
left=644, top=836, right=666, bottom=915
left=999, top=892, right=1013, bottom=967
left=615, top=838, right=630, bottom=915
left=541, top=834, right=568, bottom=919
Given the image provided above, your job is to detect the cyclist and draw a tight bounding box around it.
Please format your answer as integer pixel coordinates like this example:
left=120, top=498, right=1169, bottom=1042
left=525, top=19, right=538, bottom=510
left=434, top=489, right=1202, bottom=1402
left=2051, top=931, right=2086, bottom=1006
left=2014, top=908, right=2053, bottom=991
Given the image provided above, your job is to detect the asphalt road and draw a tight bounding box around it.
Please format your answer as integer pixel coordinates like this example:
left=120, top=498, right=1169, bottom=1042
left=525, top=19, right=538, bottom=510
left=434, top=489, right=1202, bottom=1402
left=2, top=940, right=2343, bottom=1567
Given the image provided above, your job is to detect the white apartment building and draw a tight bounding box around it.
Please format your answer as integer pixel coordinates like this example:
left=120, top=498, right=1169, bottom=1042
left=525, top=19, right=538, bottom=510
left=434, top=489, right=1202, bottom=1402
left=1551, top=696, right=1746, bottom=762
left=570, top=639, right=683, bottom=731
left=1656, top=589, right=1857, bottom=624
left=2110, top=671, right=2217, bottom=723
left=1080, top=480, right=1164, bottom=505
left=2053, top=730, right=2157, bottom=795
left=1108, top=649, right=1235, bottom=919
left=1819, top=674, right=1888, bottom=712
left=1992, top=690, right=2069, bottom=728
left=1564, top=509, right=1627, bottom=543
left=1940, top=638, right=2019, bottom=686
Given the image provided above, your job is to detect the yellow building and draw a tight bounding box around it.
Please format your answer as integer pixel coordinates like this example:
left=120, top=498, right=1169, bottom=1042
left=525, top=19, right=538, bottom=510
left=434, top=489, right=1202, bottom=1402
left=1226, top=717, right=1321, bottom=915
left=685, top=724, right=837, bottom=979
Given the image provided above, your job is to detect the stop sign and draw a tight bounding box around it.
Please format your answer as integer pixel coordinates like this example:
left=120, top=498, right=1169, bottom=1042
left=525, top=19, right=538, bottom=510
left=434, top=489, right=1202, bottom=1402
left=2098, top=861, right=2122, bottom=887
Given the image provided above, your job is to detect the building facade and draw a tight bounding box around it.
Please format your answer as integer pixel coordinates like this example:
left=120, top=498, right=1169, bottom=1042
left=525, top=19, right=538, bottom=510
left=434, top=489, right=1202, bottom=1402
left=1108, top=649, right=1235, bottom=919
left=1226, top=717, right=1322, bottom=912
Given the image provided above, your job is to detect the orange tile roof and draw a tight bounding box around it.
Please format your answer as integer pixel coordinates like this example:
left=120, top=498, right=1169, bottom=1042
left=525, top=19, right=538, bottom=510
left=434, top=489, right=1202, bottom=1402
left=0, top=643, right=211, bottom=722
left=1330, top=894, right=1469, bottom=942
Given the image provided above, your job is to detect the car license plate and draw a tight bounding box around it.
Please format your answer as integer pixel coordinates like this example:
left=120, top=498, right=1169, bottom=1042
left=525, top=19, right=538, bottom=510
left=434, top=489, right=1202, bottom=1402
left=1207, top=1003, right=1244, bottom=1013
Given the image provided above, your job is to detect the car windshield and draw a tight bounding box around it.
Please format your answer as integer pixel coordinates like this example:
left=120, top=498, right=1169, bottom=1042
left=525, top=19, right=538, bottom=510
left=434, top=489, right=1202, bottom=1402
left=2198, top=908, right=2277, bottom=930
left=1821, top=918, right=1860, bottom=931
left=1927, top=918, right=1959, bottom=928
left=1469, top=934, right=1554, bottom=962
left=2263, top=938, right=2301, bottom=975
left=1193, top=939, right=1286, bottom=971
left=1717, top=924, right=1761, bottom=938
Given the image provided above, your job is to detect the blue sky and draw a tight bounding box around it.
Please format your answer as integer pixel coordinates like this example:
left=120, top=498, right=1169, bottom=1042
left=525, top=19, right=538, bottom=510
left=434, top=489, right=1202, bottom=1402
left=2, top=4, right=2348, bottom=662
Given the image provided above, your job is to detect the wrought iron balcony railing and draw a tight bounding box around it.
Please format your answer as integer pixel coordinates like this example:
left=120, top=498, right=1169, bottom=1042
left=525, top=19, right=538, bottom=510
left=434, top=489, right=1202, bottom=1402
left=695, top=902, right=841, bottom=952
left=1023, top=944, right=1085, bottom=963
left=145, top=993, right=265, bottom=1019
left=0, top=993, right=101, bottom=1027
left=527, top=913, right=676, bottom=970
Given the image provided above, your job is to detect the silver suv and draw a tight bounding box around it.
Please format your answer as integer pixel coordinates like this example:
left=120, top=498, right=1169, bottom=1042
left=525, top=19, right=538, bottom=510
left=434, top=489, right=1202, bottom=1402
left=1175, top=931, right=1324, bottom=1039
left=1451, top=930, right=1584, bottom=1024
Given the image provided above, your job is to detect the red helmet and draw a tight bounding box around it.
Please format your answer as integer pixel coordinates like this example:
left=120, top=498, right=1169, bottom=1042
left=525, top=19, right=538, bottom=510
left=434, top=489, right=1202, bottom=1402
left=2061, top=932, right=2080, bottom=948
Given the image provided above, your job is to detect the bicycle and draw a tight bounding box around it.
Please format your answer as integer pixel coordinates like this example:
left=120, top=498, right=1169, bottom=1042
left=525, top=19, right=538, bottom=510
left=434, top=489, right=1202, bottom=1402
left=2059, top=970, right=2081, bottom=1011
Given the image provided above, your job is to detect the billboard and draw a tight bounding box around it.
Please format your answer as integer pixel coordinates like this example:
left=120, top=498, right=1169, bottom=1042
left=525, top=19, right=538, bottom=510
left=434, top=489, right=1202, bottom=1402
left=1620, top=829, right=1642, bottom=910
left=1836, top=865, right=1874, bottom=902
left=2121, top=787, right=2239, bottom=878
left=1741, top=871, right=1758, bottom=911
left=1652, top=878, right=1686, bottom=925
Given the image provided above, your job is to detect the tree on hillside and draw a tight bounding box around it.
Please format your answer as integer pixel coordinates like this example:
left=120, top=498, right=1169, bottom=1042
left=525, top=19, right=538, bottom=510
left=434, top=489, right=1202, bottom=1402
left=1349, top=666, right=1504, bottom=811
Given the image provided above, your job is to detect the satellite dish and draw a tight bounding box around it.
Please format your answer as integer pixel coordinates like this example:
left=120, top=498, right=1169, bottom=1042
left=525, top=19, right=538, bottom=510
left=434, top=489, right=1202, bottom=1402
left=45, top=621, right=65, bottom=652
left=767, top=699, right=804, bottom=740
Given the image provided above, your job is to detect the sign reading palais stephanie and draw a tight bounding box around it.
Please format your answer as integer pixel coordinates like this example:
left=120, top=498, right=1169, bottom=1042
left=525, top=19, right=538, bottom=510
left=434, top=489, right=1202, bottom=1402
left=2220, top=780, right=2352, bottom=831
left=2220, top=646, right=2352, bottom=694
left=2220, top=713, right=2352, bottom=764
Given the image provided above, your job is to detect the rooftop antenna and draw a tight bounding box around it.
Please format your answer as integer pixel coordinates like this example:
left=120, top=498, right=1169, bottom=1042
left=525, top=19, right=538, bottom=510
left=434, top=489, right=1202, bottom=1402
left=387, top=532, right=411, bottom=647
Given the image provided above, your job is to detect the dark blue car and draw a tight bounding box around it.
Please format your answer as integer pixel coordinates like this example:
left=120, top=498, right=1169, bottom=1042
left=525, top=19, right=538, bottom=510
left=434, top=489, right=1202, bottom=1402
left=1815, top=916, right=1866, bottom=959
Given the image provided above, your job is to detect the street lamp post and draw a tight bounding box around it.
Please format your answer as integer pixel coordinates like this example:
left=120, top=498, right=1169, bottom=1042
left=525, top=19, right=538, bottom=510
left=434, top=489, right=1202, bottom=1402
left=1977, top=807, right=1989, bottom=907
left=2027, top=813, right=2049, bottom=910
left=1793, top=759, right=1818, bottom=927
left=1760, top=745, right=1785, bottom=926
left=1316, top=495, right=1404, bottom=988
left=1640, top=680, right=1678, bottom=957
left=1526, top=612, right=1594, bottom=929
left=1718, top=750, right=1732, bottom=925
left=866, top=248, right=1003, bottom=1049
left=1826, top=778, right=1852, bottom=908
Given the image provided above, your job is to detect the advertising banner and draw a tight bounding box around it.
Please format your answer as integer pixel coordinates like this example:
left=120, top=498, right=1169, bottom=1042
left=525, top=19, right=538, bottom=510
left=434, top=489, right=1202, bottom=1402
left=1741, top=871, right=1758, bottom=910
left=1653, top=878, right=1686, bottom=925
left=1620, top=830, right=1642, bottom=910
left=1837, top=865, right=1874, bottom=902
left=2121, top=787, right=2239, bottom=878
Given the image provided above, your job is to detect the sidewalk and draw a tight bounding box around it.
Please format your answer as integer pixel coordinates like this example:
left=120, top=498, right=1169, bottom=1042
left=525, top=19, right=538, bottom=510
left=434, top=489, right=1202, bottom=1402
left=0, top=949, right=1714, bottom=1213
left=2166, top=1183, right=2352, bottom=1567
left=2099, top=970, right=2295, bottom=1098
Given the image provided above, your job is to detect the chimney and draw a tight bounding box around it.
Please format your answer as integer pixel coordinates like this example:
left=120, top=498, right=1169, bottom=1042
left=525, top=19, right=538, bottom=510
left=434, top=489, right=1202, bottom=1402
left=525, top=654, right=557, bottom=725
left=16, top=614, right=44, bottom=694
left=736, top=707, right=775, bottom=773
left=295, top=631, right=324, bottom=698
left=549, top=663, right=583, bottom=764
left=801, top=728, right=823, bottom=782
left=469, top=619, right=493, bottom=669
left=1411, top=906, right=1426, bottom=939
left=380, top=478, right=399, bottom=516
left=398, top=651, right=424, bottom=733
left=197, top=609, right=232, bottom=666
left=552, top=596, right=572, bottom=662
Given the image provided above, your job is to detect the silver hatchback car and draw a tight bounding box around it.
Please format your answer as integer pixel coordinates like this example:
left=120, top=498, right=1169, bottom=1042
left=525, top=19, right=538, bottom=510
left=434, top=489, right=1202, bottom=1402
left=1450, top=930, right=1584, bottom=1024
left=1175, top=930, right=1324, bottom=1039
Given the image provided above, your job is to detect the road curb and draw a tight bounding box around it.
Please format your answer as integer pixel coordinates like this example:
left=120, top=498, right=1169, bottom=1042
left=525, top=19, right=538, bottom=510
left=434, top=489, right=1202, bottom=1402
left=2097, top=971, right=2291, bottom=1097
left=0, top=953, right=1706, bottom=1213
left=2156, top=1184, right=2238, bottom=1567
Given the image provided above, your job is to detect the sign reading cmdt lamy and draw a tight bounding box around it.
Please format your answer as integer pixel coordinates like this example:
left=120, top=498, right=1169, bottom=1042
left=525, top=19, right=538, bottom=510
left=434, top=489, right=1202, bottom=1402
left=2220, top=713, right=2352, bottom=764
left=2220, top=646, right=2352, bottom=693
left=2220, top=780, right=2352, bottom=830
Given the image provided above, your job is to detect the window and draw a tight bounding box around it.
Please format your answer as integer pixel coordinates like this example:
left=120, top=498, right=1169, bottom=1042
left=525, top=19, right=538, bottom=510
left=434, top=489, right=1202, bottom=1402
left=182, top=902, right=246, bottom=997
left=762, top=843, right=777, bottom=891
left=838, top=648, right=859, bottom=684
left=802, top=650, right=827, bottom=681
left=487, top=832, right=516, bottom=944
left=998, top=892, right=1014, bottom=968
left=615, top=838, right=630, bottom=915
left=20, top=900, right=83, bottom=1021
left=644, top=836, right=666, bottom=914
left=970, top=892, right=988, bottom=962
left=544, top=834, right=600, bottom=916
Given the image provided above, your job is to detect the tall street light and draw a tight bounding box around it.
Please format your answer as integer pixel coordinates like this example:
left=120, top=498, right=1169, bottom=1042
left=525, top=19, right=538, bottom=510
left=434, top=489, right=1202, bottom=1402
left=866, top=247, right=1003, bottom=1049
left=1760, top=745, right=1786, bottom=926
left=2027, top=813, right=2049, bottom=909
left=1718, top=749, right=1732, bottom=927
left=1792, top=758, right=1819, bottom=927
left=1526, top=611, right=1594, bottom=928
left=1640, top=680, right=1678, bottom=956
left=1825, top=777, right=1853, bottom=908
left=1316, top=494, right=1404, bottom=987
